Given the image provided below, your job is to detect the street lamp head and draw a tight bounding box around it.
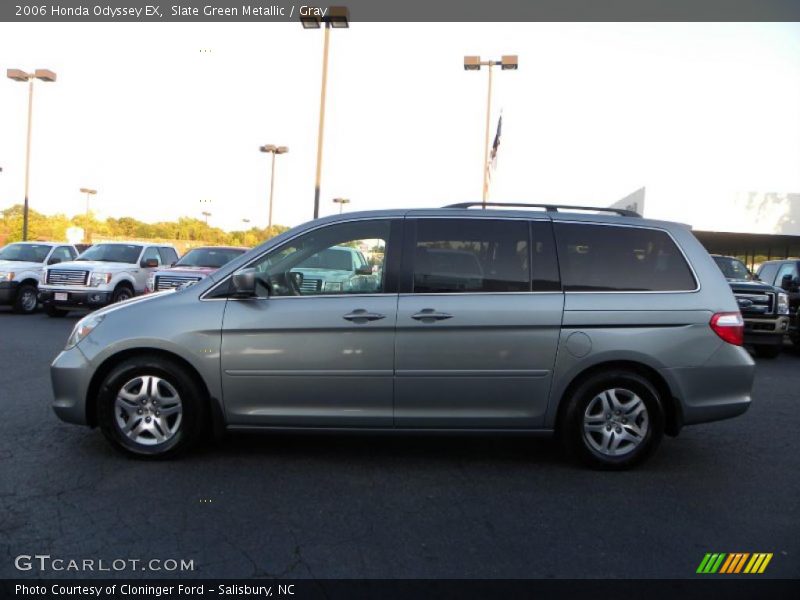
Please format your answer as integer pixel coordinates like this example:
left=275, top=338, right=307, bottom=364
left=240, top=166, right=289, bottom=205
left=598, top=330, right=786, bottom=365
left=7, top=68, right=31, bottom=82
left=276, top=146, right=289, bottom=154
left=34, top=69, right=57, bottom=82
left=332, top=197, right=350, bottom=204
left=260, top=144, right=277, bottom=153
left=463, top=56, right=481, bottom=71
left=80, top=188, right=97, bottom=195
left=300, top=8, right=321, bottom=28
left=327, top=6, right=349, bottom=28
left=500, top=55, right=518, bottom=70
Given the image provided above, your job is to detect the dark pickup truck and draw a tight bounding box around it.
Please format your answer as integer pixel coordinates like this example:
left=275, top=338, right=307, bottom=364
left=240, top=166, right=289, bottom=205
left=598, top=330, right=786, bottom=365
left=712, top=255, right=790, bottom=358
left=757, top=259, right=800, bottom=347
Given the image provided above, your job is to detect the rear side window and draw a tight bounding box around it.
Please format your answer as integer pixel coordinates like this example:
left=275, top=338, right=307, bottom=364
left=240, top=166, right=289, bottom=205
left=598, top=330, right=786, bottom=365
left=553, top=223, right=696, bottom=292
left=412, top=219, right=530, bottom=293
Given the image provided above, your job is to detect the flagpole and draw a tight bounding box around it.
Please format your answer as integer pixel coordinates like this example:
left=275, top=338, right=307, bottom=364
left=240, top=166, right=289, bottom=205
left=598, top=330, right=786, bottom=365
left=482, top=64, right=494, bottom=209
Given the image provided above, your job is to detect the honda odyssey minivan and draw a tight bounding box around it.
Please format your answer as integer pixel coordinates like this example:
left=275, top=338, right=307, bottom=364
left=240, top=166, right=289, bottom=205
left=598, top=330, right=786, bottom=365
left=50, top=204, right=755, bottom=469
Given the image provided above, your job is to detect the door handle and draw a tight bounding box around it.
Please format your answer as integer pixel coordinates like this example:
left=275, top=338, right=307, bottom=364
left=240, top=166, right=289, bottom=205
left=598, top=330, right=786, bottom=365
left=343, top=309, right=386, bottom=323
left=411, top=309, right=454, bottom=323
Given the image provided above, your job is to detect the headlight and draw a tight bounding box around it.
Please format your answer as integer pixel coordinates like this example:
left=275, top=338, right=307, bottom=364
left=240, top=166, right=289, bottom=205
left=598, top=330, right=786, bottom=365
left=89, top=272, right=113, bottom=287
left=65, top=313, right=105, bottom=349
left=323, top=281, right=342, bottom=292
left=0, top=272, right=14, bottom=282
left=777, top=292, right=790, bottom=315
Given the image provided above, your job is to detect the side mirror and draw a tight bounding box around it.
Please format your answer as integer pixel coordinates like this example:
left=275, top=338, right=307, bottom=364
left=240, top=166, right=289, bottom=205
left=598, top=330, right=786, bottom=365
left=780, top=274, right=793, bottom=291
left=141, top=258, right=159, bottom=268
left=48, top=257, right=61, bottom=265
left=355, top=266, right=373, bottom=276
left=232, top=268, right=264, bottom=298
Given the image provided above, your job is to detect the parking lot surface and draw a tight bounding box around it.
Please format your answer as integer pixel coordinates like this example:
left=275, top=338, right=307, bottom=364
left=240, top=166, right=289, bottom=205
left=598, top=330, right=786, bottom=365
left=0, top=310, right=798, bottom=579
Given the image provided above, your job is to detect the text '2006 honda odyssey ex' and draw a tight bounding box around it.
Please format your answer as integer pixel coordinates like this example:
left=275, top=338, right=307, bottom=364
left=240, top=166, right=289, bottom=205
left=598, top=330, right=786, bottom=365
left=51, top=203, right=755, bottom=469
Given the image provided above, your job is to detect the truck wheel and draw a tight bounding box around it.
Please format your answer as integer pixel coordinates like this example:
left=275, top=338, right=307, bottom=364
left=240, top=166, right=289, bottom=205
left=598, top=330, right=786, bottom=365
left=753, top=345, right=781, bottom=359
left=12, top=283, right=39, bottom=314
left=45, top=304, right=69, bottom=318
left=112, top=285, right=134, bottom=303
left=560, top=370, right=664, bottom=470
left=97, top=355, right=207, bottom=458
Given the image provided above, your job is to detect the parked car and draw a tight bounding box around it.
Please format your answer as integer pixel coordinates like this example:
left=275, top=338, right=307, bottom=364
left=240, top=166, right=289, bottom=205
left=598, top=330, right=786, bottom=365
left=756, top=259, right=800, bottom=347
left=0, top=242, right=79, bottom=314
left=39, top=242, right=179, bottom=317
left=290, top=245, right=380, bottom=294
left=711, top=255, right=790, bottom=358
left=51, top=203, right=755, bottom=469
left=146, top=246, right=248, bottom=293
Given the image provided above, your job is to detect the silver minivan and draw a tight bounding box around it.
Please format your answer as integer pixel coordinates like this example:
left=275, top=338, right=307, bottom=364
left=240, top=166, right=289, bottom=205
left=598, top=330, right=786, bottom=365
left=50, top=204, right=755, bottom=469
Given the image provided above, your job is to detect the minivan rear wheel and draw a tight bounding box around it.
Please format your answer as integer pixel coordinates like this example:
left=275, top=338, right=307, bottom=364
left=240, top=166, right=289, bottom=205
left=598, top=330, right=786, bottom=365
left=561, top=370, right=664, bottom=470
left=97, top=355, right=206, bottom=458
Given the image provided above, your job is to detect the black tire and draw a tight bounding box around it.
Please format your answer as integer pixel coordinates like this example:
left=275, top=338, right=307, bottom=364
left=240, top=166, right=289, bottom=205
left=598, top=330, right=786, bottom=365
left=112, top=285, right=134, bottom=303
left=45, top=303, right=69, bottom=318
left=753, top=344, right=781, bottom=359
left=97, top=355, right=207, bottom=458
left=560, top=370, right=665, bottom=470
left=12, top=283, right=39, bottom=314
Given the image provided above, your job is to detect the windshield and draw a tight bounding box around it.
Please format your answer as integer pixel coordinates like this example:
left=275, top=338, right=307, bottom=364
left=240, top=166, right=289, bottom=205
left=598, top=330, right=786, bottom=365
left=297, top=248, right=353, bottom=271
left=713, top=256, right=753, bottom=280
left=0, top=244, right=52, bottom=263
left=77, top=244, right=142, bottom=264
left=175, top=247, right=245, bottom=268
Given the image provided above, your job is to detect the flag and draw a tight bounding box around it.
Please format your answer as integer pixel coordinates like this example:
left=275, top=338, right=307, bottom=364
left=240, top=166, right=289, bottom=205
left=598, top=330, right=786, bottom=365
left=490, top=113, right=502, bottom=171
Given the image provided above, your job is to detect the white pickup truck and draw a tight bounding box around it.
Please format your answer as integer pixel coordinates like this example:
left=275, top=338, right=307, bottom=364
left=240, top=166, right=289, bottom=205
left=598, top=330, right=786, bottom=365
left=0, top=242, right=79, bottom=314
left=39, top=242, right=179, bottom=317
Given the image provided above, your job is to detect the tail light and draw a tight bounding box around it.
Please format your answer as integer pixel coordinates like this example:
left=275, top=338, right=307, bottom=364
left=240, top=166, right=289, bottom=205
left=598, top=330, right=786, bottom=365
left=710, top=312, right=744, bottom=346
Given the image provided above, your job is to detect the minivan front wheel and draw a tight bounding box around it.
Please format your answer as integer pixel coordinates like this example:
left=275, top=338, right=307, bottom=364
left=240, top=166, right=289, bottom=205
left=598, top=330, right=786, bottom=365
left=562, top=370, right=664, bottom=470
left=97, top=356, right=206, bottom=458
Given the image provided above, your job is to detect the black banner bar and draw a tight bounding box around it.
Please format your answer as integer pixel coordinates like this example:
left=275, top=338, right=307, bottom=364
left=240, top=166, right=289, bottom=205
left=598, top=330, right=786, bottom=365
left=3, top=579, right=800, bottom=600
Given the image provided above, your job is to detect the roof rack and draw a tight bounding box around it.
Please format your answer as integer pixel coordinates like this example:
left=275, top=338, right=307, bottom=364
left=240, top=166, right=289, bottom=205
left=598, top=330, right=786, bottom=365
left=442, top=202, right=641, bottom=218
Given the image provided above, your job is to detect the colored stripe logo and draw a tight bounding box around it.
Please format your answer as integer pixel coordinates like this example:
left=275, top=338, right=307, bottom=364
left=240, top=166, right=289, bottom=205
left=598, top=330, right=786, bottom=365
left=697, top=553, right=773, bottom=574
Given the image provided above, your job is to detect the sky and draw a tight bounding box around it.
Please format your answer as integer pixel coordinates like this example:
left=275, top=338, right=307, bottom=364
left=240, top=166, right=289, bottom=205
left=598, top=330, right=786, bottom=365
left=0, top=22, right=799, bottom=232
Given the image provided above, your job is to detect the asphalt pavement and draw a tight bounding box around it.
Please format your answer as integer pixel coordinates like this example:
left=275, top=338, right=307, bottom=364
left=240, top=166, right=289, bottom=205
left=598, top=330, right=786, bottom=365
left=0, top=309, right=798, bottom=579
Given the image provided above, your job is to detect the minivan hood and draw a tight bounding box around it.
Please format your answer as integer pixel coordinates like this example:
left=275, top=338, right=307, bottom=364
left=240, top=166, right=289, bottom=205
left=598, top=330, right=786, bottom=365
left=92, top=289, right=173, bottom=318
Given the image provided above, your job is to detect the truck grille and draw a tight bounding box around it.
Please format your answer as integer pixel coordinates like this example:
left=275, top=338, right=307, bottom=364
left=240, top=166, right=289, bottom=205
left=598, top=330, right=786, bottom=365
left=155, top=275, right=202, bottom=291
left=47, top=269, right=89, bottom=286
left=299, top=277, right=322, bottom=294
left=735, top=292, right=774, bottom=316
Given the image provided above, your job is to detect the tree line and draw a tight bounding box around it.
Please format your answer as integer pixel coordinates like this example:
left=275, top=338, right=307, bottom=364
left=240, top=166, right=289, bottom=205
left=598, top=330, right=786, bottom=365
left=0, top=204, right=289, bottom=248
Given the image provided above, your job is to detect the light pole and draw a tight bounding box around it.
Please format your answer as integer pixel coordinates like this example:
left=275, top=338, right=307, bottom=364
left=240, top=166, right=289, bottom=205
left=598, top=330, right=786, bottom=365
left=7, top=68, right=57, bottom=241
left=332, top=197, right=350, bottom=214
left=201, top=211, right=211, bottom=225
left=300, top=5, right=349, bottom=220
left=259, top=144, right=288, bottom=231
left=463, top=55, right=517, bottom=208
left=80, top=187, right=97, bottom=243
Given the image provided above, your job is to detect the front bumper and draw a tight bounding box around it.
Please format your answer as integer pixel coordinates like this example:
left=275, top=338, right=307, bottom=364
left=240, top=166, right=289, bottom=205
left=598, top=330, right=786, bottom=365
left=743, top=315, right=789, bottom=346
left=0, top=281, right=19, bottom=304
left=51, top=344, right=93, bottom=426
left=39, top=288, right=112, bottom=309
